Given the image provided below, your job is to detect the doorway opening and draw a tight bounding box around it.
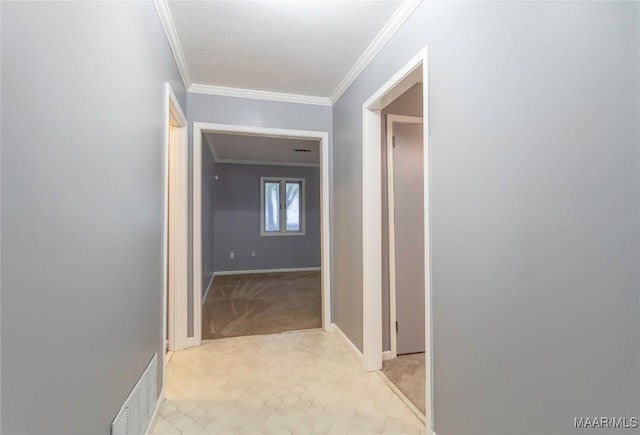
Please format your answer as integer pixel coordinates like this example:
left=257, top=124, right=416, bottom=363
left=383, top=113, right=425, bottom=417
left=200, top=133, right=323, bottom=339
left=193, top=123, right=332, bottom=344
left=386, top=114, right=424, bottom=360
left=361, top=46, right=432, bottom=429
left=162, top=84, right=188, bottom=381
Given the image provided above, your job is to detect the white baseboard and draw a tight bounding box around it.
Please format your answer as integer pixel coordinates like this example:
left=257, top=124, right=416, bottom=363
left=202, top=274, right=215, bottom=302
left=144, top=388, right=165, bottom=435
left=185, top=336, right=200, bottom=348
left=332, top=323, right=364, bottom=365
left=382, top=350, right=394, bottom=361
left=214, top=267, right=321, bottom=276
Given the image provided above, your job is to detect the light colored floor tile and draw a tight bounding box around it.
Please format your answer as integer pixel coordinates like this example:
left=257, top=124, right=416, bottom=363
left=152, top=329, right=425, bottom=434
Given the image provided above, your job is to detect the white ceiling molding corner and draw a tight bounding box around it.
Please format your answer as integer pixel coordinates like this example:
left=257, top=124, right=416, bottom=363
left=203, top=134, right=218, bottom=161
left=328, top=0, right=422, bottom=105
left=188, top=84, right=332, bottom=107
left=154, top=0, right=192, bottom=89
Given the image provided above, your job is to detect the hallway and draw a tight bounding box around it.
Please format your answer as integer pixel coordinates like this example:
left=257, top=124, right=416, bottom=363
left=152, top=330, right=424, bottom=434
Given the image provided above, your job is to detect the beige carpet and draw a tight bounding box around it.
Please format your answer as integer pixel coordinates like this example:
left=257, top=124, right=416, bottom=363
left=382, top=352, right=426, bottom=414
left=202, top=271, right=321, bottom=339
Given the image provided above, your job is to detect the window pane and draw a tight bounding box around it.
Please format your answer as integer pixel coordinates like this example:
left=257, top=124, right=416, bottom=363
left=285, top=182, right=301, bottom=232
left=264, top=182, right=280, bottom=232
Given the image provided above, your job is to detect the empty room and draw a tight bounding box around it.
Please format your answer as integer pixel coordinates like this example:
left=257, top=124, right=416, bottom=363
left=199, top=132, right=325, bottom=340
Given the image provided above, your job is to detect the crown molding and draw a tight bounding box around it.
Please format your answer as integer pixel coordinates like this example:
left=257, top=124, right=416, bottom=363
left=329, top=0, right=422, bottom=104
left=202, top=134, right=219, bottom=162
left=156, top=0, right=420, bottom=107
left=154, top=0, right=192, bottom=89
left=215, top=159, right=319, bottom=168
left=188, top=84, right=332, bottom=106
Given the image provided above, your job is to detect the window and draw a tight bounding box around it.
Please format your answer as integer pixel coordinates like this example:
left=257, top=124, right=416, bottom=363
left=260, top=177, right=305, bottom=236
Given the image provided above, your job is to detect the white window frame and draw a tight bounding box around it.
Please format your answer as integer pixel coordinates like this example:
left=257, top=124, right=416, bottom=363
left=260, top=177, right=306, bottom=236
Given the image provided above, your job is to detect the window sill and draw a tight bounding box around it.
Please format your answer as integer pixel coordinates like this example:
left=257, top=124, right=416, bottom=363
left=260, top=232, right=306, bottom=237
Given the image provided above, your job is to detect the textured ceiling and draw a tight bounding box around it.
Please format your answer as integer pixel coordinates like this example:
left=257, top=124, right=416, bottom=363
left=168, top=1, right=402, bottom=97
left=204, top=133, right=320, bottom=166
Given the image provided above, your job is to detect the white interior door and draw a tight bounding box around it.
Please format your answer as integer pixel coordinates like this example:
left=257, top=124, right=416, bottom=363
left=392, top=120, right=426, bottom=355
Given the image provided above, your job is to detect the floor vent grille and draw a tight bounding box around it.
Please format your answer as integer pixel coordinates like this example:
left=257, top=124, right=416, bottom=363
left=111, top=353, right=158, bottom=435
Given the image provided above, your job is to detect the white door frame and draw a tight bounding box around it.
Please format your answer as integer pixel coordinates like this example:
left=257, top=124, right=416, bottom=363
left=361, top=46, right=432, bottom=429
left=162, top=83, right=188, bottom=382
left=192, top=122, right=333, bottom=343
left=386, top=114, right=423, bottom=360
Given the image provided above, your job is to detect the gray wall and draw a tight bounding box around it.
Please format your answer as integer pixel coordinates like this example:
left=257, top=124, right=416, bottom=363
left=187, top=93, right=333, bottom=320
left=381, top=83, right=423, bottom=351
left=1, top=2, right=185, bottom=433
left=333, top=1, right=640, bottom=434
left=202, top=142, right=217, bottom=293
left=212, top=163, right=320, bottom=272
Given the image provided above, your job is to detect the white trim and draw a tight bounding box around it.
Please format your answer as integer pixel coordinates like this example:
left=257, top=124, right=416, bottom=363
left=202, top=274, right=215, bottom=303
left=166, top=85, right=189, bottom=353
left=193, top=122, right=332, bottom=333
left=144, top=388, right=165, bottom=435
left=329, top=0, right=422, bottom=104
left=260, top=177, right=306, bottom=236
left=0, top=2, right=3, bottom=430
left=362, top=106, right=383, bottom=373
left=319, top=129, right=332, bottom=335
left=154, top=0, right=420, bottom=106
left=359, top=58, right=425, bottom=375
left=215, top=159, right=319, bottom=168
left=153, top=0, right=191, bottom=89
left=164, top=350, right=172, bottom=370
left=194, top=123, right=329, bottom=141
left=189, top=84, right=332, bottom=106
left=214, top=267, right=321, bottom=276
left=382, top=351, right=393, bottom=361
left=332, top=323, right=364, bottom=365
left=362, top=53, right=425, bottom=112
left=423, top=53, right=435, bottom=433
left=162, top=83, right=188, bottom=396
left=387, top=116, right=397, bottom=361
left=387, top=114, right=423, bottom=360
left=192, top=123, right=203, bottom=348
left=361, top=46, right=432, bottom=431
left=387, top=115, right=424, bottom=124
left=258, top=233, right=307, bottom=237
left=161, top=88, right=170, bottom=369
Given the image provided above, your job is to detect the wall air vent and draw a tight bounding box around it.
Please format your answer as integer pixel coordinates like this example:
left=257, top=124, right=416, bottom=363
left=111, top=353, right=158, bottom=435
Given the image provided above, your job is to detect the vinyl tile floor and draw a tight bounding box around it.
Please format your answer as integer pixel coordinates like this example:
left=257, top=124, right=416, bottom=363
left=152, top=329, right=425, bottom=434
